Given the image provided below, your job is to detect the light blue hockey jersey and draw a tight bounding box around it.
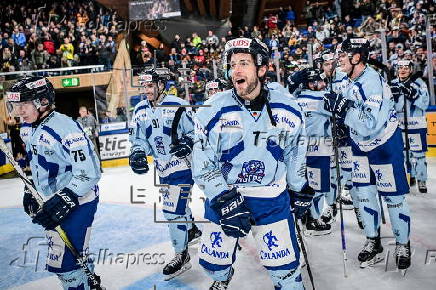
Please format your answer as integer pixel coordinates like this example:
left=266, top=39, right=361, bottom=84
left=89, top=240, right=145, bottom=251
left=336, top=65, right=398, bottom=151
left=129, top=94, right=194, bottom=180
left=20, top=112, right=101, bottom=200
left=296, top=89, right=332, bottom=137
left=193, top=88, right=307, bottom=200
left=392, top=77, right=429, bottom=130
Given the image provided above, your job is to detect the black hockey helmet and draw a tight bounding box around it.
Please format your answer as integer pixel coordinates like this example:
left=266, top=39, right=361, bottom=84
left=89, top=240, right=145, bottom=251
left=6, top=76, right=55, bottom=109
left=338, top=37, right=370, bottom=62
left=222, top=37, right=270, bottom=80
left=306, top=68, right=322, bottom=83
left=205, top=78, right=227, bottom=99
left=138, top=69, right=161, bottom=85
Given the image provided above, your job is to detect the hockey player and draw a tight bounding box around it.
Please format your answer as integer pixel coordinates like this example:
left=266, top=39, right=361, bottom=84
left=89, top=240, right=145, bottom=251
left=128, top=69, right=202, bottom=280
left=391, top=60, right=429, bottom=193
left=6, top=77, right=101, bottom=289
left=324, top=38, right=412, bottom=271
left=194, top=37, right=313, bottom=290
left=205, top=78, right=226, bottom=101
left=294, top=68, right=332, bottom=235
left=321, top=48, right=360, bottom=227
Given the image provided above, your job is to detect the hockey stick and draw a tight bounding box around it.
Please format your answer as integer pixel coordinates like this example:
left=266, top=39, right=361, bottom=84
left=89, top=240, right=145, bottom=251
left=378, top=193, right=386, bottom=224
left=0, top=139, right=103, bottom=290
left=327, top=69, right=348, bottom=278
left=294, top=218, right=315, bottom=290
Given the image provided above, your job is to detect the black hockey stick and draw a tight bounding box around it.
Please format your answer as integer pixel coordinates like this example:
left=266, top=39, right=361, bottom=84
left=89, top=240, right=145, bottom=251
left=0, top=139, right=103, bottom=290
left=294, top=218, right=315, bottom=290
left=327, top=70, right=348, bottom=278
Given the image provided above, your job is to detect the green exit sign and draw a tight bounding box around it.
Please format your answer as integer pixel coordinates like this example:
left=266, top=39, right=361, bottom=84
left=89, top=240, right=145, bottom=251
left=62, top=77, right=80, bottom=87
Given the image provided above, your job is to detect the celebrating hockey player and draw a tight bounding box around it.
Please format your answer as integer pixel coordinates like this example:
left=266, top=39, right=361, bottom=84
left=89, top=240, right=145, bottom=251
left=193, top=37, right=313, bottom=290
left=294, top=68, right=332, bottom=235
left=391, top=60, right=430, bottom=193
left=324, top=38, right=412, bottom=271
left=319, top=50, right=359, bottom=232
left=205, top=78, right=226, bottom=101
left=128, top=69, right=202, bottom=280
left=6, top=77, right=102, bottom=289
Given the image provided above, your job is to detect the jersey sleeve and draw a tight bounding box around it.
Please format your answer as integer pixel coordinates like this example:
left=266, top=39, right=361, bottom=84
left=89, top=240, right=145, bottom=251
left=411, top=79, right=429, bottom=111
left=129, top=103, right=152, bottom=155
left=283, top=114, right=308, bottom=192
left=180, top=107, right=195, bottom=140
left=61, top=123, right=101, bottom=197
left=344, top=77, right=392, bottom=138
left=192, top=111, right=228, bottom=200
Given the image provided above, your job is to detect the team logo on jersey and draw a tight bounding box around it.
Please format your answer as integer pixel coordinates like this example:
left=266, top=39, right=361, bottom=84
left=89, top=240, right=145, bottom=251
left=154, top=136, right=166, bottom=154
left=236, top=160, right=265, bottom=184
left=340, top=151, right=347, bottom=160
left=308, top=170, right=314, bottom=179
left=210, top=232, right=223, bottom=248
left=375, top=169, right=383, bottom=181
left=263, top=231, right=279, bottom=251
left=389, top=110, right=398, bottom=122
left=353, top=161, right=360, bottom=171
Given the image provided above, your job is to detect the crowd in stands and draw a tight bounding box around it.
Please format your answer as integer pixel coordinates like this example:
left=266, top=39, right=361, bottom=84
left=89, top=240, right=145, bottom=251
left=0, top=0, right=120, bottom=73
left=1, top=0, right=434, bottom=91
left=132, top=0, right=435, bottom=101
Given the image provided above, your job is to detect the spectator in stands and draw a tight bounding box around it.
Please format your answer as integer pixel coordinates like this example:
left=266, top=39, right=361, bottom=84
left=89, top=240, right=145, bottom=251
left=171, top=34, right=182, bottom=52
left=31, top=43, right=49, bottom=69
left=206, top=30, right=219, bottom=50
left=12, top=27, right=26, bottom=48
left=59, top=37, right=74, bottom=67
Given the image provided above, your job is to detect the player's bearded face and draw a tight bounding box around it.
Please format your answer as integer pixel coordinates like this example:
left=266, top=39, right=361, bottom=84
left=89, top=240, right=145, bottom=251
left=398, top=66, right=411, bottom=80
left=230, top=53, right=260, bottom=98
left=143, top=82, right=157, bottom=100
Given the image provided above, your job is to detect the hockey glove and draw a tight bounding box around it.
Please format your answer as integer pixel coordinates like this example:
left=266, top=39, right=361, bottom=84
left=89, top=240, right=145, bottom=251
left=23, top=186, right=40, bottom=216
left=210, top=188, right=254, bottom=238
left=390, top=83, right=402, bottom=103
left=324, top=92, right=354, bottom=119
left=32, top=188, right=79, bottom=230
left=287, top=69, right=309, bottom=94
left=405, top=86, right=419, bottom=101
left=289, top=184, right=315, bottom=219
left=129, top=150, right=149, bottom=174
left=169, top=136, right=194, bottom=158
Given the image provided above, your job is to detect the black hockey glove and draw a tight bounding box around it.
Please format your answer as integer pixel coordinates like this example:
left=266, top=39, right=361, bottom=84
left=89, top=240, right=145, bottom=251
left=405, top=86, right=419, bottom=101
left=32, top=188, right=79, bottom=230
left=129, top=149, right=149, bottom=174
left=23, top=186, right=40, bottom=216
left=289, top=184, right=315, bottom=219
left=169, top=136, right=193, bottom=158
left=287, top=69, right=309, bottom=94
left=324, top=92, right=354, bottom=119
left=390, top=83, right=402, bottom=103
left=210, top=188, right=254, bottom=238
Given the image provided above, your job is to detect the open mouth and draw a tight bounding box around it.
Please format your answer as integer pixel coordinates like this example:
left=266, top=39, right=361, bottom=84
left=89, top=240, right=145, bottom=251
left=235, top=78, right=246, bottom=85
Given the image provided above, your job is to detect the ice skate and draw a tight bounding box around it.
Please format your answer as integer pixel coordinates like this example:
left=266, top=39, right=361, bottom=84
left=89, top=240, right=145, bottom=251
left=305, top=215, right=331, bottom=236
left=394, top=241, right=411, bottom=275
left=418, top=180, right=427, bottom=193
left=358, top=236, right=384, bottom=268
left=409, top=176, right=416, bottom=187
left=321, top=204, right=337, bottom=225
left=163, top=249, right=191, bottom=281
left=209, top=267, right=234, bottom=290
left=339, top=191, right=354, bottom=210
